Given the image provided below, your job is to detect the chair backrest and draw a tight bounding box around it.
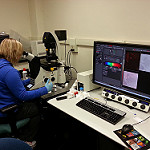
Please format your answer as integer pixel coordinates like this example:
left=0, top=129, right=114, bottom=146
left=0, top=138, right=32, bottom=150
left=0, top=118, right=30, bottom=135
left=0, top=104, right=30, bottom=136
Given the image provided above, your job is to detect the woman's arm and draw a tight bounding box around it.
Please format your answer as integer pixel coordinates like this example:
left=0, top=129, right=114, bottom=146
left=22, top=78, right=30, bottom=86
left=5, top=68, right=48, bottom=101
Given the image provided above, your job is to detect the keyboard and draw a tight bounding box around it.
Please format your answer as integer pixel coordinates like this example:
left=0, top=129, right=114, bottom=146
left=76, top=97, right=126, bottom=125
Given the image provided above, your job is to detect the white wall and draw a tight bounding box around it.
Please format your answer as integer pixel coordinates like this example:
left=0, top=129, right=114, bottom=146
left=28, top=0, right=45, bottom=40
left=40, top=0, right=150, bottom=41
left=1, top=0, right=150, bottom=73
left=0, top=0, right=32, bottom=51
left=39, top=0, right=150, bottom=73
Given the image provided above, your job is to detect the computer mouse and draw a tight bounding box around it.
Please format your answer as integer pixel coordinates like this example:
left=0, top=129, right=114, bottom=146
left=121, top=124, right=134, bottom=135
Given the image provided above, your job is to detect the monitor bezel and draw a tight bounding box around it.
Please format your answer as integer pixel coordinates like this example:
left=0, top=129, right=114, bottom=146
left=93, top=41, right=150, bottom=103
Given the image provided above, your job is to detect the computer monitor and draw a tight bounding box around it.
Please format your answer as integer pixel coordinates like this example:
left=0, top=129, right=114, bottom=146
left=0, top=34, right=9, bottom=44
left=93, top=41, right=150, bottom=104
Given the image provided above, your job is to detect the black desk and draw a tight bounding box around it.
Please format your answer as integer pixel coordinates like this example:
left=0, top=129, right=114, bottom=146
left=41, top=79, right=75, bottom=100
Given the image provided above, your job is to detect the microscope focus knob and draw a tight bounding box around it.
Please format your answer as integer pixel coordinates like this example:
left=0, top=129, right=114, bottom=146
left=51, top=77, right=55, bottom=82
left=44, top=78, right=49, bottom=83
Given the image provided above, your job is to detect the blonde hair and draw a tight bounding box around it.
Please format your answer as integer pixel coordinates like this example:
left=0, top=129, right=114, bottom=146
left=0, top=38, right=23, bottom=64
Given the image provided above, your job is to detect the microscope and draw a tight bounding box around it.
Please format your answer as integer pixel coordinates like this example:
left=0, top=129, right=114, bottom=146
left=23, top=32, right=66, bottom=90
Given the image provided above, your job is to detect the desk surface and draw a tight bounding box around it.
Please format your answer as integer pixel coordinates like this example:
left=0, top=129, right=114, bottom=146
left=47, top=88, right=150, bottom=147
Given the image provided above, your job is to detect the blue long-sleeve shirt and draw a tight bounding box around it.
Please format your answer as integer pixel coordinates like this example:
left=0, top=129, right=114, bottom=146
left=0, top=59, right=48, bottom=117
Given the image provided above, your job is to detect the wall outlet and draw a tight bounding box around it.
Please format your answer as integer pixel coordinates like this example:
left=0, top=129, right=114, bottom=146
left=69, top=38, right=78, bottom=52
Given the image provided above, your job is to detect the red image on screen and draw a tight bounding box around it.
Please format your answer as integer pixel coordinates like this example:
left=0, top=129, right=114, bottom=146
left=124, top=51, right=140, bottom=72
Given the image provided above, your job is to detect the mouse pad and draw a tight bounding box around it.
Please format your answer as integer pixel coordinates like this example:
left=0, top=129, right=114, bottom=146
left=114, top=128, right=150, bottom=150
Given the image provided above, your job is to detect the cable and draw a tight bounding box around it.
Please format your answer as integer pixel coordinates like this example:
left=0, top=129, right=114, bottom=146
left=70, top=67, right=78, bottom=73
left=132, top=115, right=150, bottom=126
left=65, top=49, right=73, bottom=79
left=65, top=40, right=67, bottom=65
left=56, top=42, right=59, bottom=57
left=59, top=48, right=78, bottom=80
left=69, top=51, right=72, bottom=67
left=66, top=49, right=72, bottom=66
left=104, top=98, right=108, bottom=105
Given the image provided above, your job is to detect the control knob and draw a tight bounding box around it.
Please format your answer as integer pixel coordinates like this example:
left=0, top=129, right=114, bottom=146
left=140, top=104, right=145, bottom=110
left=105, top=92, right=109, bottom=97
left=132, top=102, right=137, bottom=107
left=125, top=99, right=129, bottom=104
left=111, top=95, right=115, bottom=99
left=118, top=97, right=122, bottom=101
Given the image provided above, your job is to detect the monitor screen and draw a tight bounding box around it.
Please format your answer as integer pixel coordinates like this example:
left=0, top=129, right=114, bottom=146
left=93, top=41, right=150, bottom=103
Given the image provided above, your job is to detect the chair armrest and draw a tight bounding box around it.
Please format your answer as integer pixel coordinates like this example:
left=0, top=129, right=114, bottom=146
left=0, top=104, right=18, bottom=113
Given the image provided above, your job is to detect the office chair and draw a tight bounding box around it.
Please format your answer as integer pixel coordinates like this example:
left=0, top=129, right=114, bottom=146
left=0, top=138, right=32, bottom=150
left=0, top=53, right=40, bottom=138
left=0, top=104, right=30, bottom=138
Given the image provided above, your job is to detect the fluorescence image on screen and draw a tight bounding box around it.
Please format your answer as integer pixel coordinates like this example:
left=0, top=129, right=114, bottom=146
left=103, top=62, right=122, bottom=80
left=123, top=71, right=138, bottom=89
left=124, top=51, right=140, bottom=72
left=139, top=54, right=150, bottom=73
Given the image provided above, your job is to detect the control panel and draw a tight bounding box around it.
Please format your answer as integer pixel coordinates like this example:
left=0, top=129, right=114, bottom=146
left=102, top=89, right=150, bottom=112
